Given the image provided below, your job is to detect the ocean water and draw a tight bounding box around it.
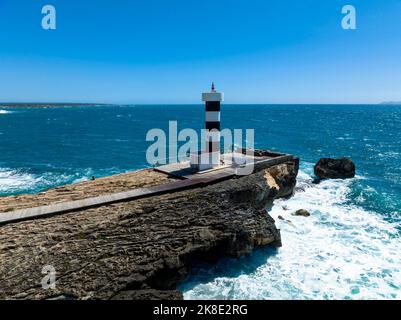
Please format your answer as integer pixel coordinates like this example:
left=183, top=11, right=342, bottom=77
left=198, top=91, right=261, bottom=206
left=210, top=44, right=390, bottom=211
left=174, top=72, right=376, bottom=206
left=1, top=104, right=401, bottom=299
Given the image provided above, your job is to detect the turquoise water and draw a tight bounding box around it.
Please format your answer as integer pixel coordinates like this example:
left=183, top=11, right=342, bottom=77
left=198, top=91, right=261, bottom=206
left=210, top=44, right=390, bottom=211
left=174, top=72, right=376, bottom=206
left=1, top=104, right=401, bottom=299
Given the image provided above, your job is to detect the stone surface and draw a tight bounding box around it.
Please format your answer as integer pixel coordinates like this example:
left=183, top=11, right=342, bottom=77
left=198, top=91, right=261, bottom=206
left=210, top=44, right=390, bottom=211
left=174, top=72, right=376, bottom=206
left=0, top=169, right=176, bottom=213
left=265, top=159, right=299, bottom=198
left=292, top=209, right=311, bottom=217
left=314, top=158, right=356, bottom=179
left=111, top=289, right=183, bottom=300
left=0, top=160, right=298, bottom=300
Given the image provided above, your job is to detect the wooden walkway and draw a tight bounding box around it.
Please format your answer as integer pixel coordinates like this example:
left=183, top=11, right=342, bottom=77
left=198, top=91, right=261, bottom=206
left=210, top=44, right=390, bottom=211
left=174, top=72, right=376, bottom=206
left=0, top=176, right=226, bottom=226
left=0, top=152, right=295, bottom=226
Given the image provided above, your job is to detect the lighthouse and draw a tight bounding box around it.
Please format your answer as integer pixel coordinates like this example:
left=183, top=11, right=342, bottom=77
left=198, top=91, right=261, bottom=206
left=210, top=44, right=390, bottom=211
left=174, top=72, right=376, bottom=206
left=190, top=83, right=224, bottom=171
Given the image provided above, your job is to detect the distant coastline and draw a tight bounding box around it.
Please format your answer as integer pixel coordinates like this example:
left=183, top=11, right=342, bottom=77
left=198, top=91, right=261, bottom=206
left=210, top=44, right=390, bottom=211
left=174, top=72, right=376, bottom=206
left=0, top=103, right=114, bottom=108
left=380, top=101, right=401, bottom=105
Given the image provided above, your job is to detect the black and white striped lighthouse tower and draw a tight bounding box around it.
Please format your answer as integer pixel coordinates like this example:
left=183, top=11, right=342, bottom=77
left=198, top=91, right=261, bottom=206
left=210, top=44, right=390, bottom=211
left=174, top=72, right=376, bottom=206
left=190, top=83, right=224, bottom=171
left=203, top=82, right=223, bottom=166
left=202, top=83, right=224, bottom=169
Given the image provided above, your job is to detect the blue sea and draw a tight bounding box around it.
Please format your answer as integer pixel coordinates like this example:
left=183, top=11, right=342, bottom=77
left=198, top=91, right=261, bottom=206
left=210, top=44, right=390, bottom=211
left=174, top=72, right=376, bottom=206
left=1, top=104, right=401, bottom=299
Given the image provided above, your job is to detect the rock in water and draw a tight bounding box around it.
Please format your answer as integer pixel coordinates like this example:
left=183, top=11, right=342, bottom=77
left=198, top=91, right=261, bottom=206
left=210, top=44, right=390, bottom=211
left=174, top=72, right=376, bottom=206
left=314, top=157, right=355, bottom=179
left=292, top=209, right=311, bottom=217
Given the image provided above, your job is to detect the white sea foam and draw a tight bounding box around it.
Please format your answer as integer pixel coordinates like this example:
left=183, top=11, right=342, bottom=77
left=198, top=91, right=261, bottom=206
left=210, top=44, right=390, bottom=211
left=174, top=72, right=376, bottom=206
left=0, top=168, right=95, bottom=195
left=0, top=109, right=13, bottom=114
left=182, top=167, right=401, bottom=300
left=0, top=168, right=40, bottom=194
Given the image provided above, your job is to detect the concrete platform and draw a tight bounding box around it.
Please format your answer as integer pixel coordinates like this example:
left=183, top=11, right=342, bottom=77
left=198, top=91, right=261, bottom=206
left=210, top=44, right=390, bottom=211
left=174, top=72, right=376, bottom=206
left=155, top=152, right=264, bottom=179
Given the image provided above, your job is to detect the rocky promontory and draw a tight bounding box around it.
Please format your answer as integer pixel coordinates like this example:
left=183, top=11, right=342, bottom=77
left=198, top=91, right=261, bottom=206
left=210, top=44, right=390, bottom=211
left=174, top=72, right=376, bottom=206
left=0, top=156, right=299, bottom=300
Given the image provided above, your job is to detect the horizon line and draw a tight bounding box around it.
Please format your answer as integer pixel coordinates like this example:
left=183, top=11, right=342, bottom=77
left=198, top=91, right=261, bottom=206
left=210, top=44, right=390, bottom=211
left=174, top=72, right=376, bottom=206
left=1, top=102, right=400, bottom=106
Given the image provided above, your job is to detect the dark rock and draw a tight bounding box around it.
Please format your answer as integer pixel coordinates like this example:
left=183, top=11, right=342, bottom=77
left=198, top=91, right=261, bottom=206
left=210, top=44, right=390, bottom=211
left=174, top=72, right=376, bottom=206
left=292, top=209, right=311, bottom=217
left=278, top=215, right=292, bottom=224
left=294, top=186, right=305, bottom=192
left=237, top=148, right=286, bottom=158
left=0, top=156, right=299, bottom=300
left=47, top=294, right=79, bottom=300
left=314, top=157, right=355, bottom=179
left=111, top=289, right=183, bottom=300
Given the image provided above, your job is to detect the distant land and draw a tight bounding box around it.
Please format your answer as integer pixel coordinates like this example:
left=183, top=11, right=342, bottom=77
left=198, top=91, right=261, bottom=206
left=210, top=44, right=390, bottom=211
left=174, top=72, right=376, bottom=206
left=380, top=101, right=401, bottom=105
left=0, top=103, right=114, bottom=108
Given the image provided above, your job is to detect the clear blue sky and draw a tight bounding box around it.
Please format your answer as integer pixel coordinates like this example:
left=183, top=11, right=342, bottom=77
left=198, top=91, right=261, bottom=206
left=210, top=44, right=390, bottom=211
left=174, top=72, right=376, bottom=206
left=0, top=0, right=400, bottom=104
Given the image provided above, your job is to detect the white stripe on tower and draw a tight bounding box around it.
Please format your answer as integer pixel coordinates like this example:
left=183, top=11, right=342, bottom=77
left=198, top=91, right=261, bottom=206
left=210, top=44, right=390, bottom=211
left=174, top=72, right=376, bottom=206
left=205, top=111, right=220, bottom=122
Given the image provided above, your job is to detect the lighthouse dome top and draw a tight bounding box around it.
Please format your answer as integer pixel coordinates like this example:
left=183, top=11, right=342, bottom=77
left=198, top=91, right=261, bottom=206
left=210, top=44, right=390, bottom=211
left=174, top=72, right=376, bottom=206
left=202, top=83, right=224, bottom=102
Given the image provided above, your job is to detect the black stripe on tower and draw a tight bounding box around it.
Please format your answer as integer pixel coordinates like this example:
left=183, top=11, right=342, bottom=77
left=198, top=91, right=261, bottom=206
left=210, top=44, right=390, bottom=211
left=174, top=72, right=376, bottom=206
left=205, top=122, right=221, bottom=131
left=205, top=101, right=221, bottom=112
left=207, top=141, right=220, bottom=153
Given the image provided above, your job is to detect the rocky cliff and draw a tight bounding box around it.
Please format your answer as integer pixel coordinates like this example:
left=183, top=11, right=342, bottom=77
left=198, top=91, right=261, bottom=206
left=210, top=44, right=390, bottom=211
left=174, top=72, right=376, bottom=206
left=0, top=159, right=298, bottom=300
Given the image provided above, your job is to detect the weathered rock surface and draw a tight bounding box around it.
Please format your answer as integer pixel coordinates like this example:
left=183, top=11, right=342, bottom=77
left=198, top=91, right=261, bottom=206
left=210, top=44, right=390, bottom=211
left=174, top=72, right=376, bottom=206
left=0, top=169, right=175, bottom=212
left=0, top=160, right=298, bottom=300
left=292, top=209, right=311, bottom=217
left=266, top=160, right=299, bottom=198
left=314, top=158, right=355, bottom=179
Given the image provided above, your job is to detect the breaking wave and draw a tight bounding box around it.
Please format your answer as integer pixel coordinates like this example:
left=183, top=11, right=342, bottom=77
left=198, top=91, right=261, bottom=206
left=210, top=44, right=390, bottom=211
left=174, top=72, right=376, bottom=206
left=181, top=166, right=401, bottom=300
left=0, top=167, right=94, bottom=196
left=0, top=109, right=13, bottom=114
